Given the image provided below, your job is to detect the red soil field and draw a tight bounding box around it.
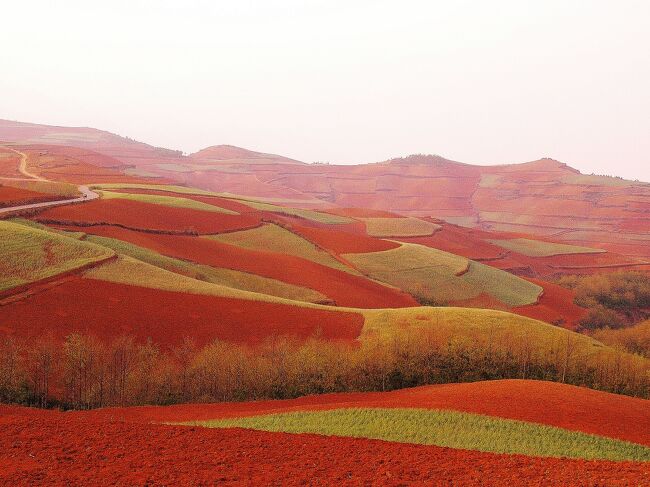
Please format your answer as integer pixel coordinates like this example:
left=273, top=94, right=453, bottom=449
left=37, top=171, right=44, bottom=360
left=100, top=380, right=650, bottom=447
left=0, top=278, right=363, bottom=347
left=513, top=278, right=587, bottom=329
left=0, top=186, right=60, bottom=207
left=1, top=406, right=647, bottom=486
left=3, top=405, right=648, bottom=487
left=71, top=225, right=418, bottom=308
left=290, top=223, right=401, bottom=254
left=34, top=198, right=261, bottom=234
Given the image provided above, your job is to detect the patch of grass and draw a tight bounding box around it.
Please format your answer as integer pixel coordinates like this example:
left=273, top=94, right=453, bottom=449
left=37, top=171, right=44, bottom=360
left=0, top=221, right=114, bottom=291
left=85, top=235, right=329, bottom=303
left=460, top=261, right=542, bottom=306
left=97, top=191, right=238, bottom=214
left=344, top=243, right=540, bottom=306
left=237, top=200, right=353, bottom=224
left=185, top=408, right=650, bottom=461
left=9, top=218, right=86, bottom=240
left=207, top=224, right=358, bottom=274
left=361, top=217, right=440, bottom=237
left=488, top=238, right=606, bottom=257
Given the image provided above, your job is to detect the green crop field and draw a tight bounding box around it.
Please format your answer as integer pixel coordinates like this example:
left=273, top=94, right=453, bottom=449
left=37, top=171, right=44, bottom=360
left=97, top=190, right=238, bottom=214
left=487, top=238, right=607, bottom=257
left=184, top=408, right=650, bottom=461
left=361, top=217, right=441, bottom=237
left=236, top=200, right=353, bottom=224
left=85, top=235, right=329, bottom=303
left=207, top=223, right=358, bottom=274
left=344, top=243, right=541, bottom=306
left=0, top=220, right=114, bottom=291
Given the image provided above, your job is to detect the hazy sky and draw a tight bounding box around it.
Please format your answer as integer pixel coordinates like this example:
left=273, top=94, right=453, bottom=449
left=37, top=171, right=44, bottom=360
left=2, top=1, right=649, bottom=181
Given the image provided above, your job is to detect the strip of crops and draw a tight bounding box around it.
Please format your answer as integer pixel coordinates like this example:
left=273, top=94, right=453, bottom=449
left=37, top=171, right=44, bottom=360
left=187, top=408, right=650, bottom=462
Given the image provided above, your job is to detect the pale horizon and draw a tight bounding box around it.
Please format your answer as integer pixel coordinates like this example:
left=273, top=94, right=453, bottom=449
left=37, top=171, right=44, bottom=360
left=2, top=0, right=649, bottom=181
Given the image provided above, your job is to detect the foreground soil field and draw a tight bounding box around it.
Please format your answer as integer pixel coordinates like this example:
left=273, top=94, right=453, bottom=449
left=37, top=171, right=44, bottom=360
left=93, top=380, right=650, bottom=447
left=1, top=381, right=649, bottom=485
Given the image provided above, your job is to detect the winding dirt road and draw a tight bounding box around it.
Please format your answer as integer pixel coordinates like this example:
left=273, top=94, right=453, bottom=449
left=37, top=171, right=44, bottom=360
left=0, top=146, right=99, bottom=215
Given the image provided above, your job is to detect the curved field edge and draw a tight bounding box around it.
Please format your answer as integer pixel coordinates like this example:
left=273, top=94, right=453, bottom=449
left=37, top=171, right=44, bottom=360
left=84, top=234, right=330, bottom=303
left=179, top=407, right=650, bottom=462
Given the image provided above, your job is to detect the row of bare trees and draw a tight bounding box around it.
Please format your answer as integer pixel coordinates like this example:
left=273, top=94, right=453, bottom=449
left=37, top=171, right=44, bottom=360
left=0, top=329, right=648, bottom=409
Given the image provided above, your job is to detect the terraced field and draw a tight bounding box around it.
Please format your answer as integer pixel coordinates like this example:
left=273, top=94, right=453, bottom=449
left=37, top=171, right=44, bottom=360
left=0, top=220, right=114, bottom=292
left=85, top=234, right=329, bottom=303
left=344, top=243, right=542, bottom=306
left=361, top=217, right=441, bottom=237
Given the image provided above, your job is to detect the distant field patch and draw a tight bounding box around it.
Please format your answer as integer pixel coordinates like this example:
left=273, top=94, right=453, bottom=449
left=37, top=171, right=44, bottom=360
left=344, top=243, right=541, bottom=306
left=208, top=223, right=357, bottom=274
left=187, top=408, right=650, bottom=462
left=238, top=200, right=353, bottom=224
left=85, top=235, right=329, bottom=303
left=488, top=238, right=607, bottom=257
left=362, top=217, right=441, bottom=237
left=0, top=220, right=114, bottom=291
left=91, top=183, right=218, bottom=196
left=98, top=191, right=238, bottom=214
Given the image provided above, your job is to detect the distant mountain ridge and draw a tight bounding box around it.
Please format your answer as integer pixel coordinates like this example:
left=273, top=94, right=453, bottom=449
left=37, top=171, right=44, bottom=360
left=1, top=118, right=648, bottom=258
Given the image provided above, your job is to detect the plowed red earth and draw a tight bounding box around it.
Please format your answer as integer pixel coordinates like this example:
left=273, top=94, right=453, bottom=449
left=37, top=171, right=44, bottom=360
left=513, top=278, right=587, bottom=329
left=291, top=223, right=401, bottom=254
left=96, top=380, right=650, bottom=447
left=0, top=278, right=363, bottom=346
left=1, top=406, right=647, bottom=486
left=0, top=186, right=60, bottom=207
left=34, top=198, right=261, bottom=234
left=65, top=225, right=418, bottom=308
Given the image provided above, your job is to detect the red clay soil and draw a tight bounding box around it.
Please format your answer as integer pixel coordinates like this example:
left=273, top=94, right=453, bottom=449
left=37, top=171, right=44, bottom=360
left=0, top=278, right=363, bottom=347
left=1, top=406, right=647, bottom=486
left=0, top=186, right=60, bottom=207
left=291, top=223, right=401, bottom=254
left=68, top=225, right=418, bottom=308
left=100, top=380, right=650, bottom=447
left=33, top=198, right=261, bottom=234
left=513, top=278, right=587, bottom=329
